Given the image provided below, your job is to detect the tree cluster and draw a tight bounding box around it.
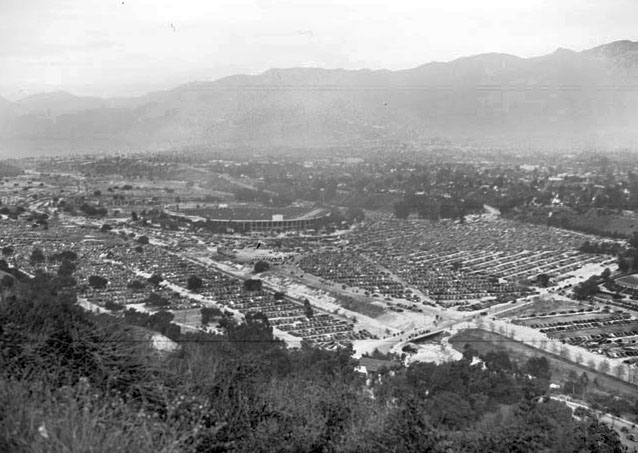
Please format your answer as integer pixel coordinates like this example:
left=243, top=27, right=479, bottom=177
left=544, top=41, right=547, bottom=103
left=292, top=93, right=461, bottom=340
left=79, top=203, right=108, bottom=217
left=573, top=276, right=601, bottom=300
left=579, top=241, right=622, bottom=256
left=243, top=279, right=262, bottom=292
left=253, top=260, right=270, bottom=273
left=0, top=268, right=627, bottom=452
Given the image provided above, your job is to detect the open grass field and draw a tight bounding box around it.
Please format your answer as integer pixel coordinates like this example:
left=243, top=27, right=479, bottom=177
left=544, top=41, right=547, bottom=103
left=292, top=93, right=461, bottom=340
left=449, top=328, right=638, bottom=403
left=181, top=205, right=313, bottom=221
left=332, top=294, right=386, bottom=318
left=170, top=308, right=204, bottom=328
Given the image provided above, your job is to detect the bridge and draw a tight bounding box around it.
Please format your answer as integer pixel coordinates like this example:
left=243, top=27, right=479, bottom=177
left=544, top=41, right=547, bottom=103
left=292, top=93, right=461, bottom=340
left=390, top=318, right=475, bottom=353
left=402, top=327, right=448, bottom=343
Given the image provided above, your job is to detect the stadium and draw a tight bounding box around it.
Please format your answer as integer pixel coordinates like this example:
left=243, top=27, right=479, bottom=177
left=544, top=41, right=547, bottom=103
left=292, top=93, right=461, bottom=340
left=167, top=204, right=332, bottom=232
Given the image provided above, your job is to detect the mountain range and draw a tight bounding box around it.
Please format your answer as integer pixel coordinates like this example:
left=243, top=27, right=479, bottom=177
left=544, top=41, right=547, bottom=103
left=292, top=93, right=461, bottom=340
left=2, top=40, right=638, bottom=155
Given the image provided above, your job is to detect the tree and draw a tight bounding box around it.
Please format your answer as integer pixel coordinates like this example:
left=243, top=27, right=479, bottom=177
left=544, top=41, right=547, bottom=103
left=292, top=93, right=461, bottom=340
left=393, top=201, right=410, bottom=219
left=187, top=275, right=203, bottom=292
left=243, top=279, right=262, bottom=292
left=1, top=274, right=14, bottom=289
left=483, top=350, right=513, bottom=372
left=573, top=276, right=600, bottom=300
left=613, top=364, right=626, bottom=380
left=536, top=273, right=550, bottom=288
left=57, top=259, right=76, bottom=277
left=80, top=203, right=107, bottom=217
left=104, top=300, right=124, bottom=311
left=88, top=275, right=108, bottom=289
left=1, top=246, right=14, bottom=257
left=346, top=207, right=365, bottom=223
left=617, top=255, right=630, bottom=273
left=148, top=310, right=179, bottom=339
left=303, top=298, right=314, bottom=319
left=428, top=391, right=474, bottom=429
left=131, top=211, right=138, bottom=221
left=30, top=249, right=45, bottom=265
left=524, top=356, right=551, bottom=379
left=147, top=274, right=163, bottom=286
left=274, top=291, right=285, bottom=301
left=145, top=292, right=170, bottom=308
left=600, top=267, right=611, bottom=281
left=61, top=251, right=76, bottom=262
left=564, top=370, right=584, bottom=396
left=137, top=235, right=149, bottom=245
left=598, top=359, right=610, bottom=374
left=201, top=306, right=223, bottom=325
left=254, top=260, right=270, bottom=273
left=127, top=279, right=145, bottom=291
left=225, top=311, right=278, bottom=353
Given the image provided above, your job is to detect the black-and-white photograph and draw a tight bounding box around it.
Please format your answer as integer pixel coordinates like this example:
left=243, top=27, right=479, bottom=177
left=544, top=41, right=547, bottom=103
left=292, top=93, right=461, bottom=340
left=1, top=1, right=638, bottom=451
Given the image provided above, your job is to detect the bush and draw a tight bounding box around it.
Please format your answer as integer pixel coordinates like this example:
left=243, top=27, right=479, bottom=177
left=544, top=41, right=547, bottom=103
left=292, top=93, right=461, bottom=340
left=145, top=292, right=170, bottom=308
left=88, top=275, right=108, bottom=289
left=187, top=275, right=203, bottom=292
left=254, top=261, right=270, bottom=273
left=1, top=275, right=14, bottom=288
left=0, top=266, right=626, bottom=453
left=57, top=260, right=76, bottom=278
left=127, top=280, right=145, bottom=291
left=29, top=249, right=45, bottom=265
left=147, top=274, right=163, bottom=286
left=243, top=279, right=262, bottom=292
left=201, top=306, right=223, bottom=325
left=104, top=300, right=124, bottom=311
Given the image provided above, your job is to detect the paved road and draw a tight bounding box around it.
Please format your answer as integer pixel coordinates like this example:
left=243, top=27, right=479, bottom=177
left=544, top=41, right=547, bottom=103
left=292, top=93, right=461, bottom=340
left=385, top=296, right=539, bottom=353
left=553, top=395, right=638, bottom=450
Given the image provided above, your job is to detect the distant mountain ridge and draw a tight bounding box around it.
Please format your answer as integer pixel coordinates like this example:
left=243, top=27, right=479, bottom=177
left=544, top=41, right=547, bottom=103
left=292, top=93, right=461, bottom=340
left=2, top=40, right=638, bottom=154
left=13, top=91, right=107, bottom=116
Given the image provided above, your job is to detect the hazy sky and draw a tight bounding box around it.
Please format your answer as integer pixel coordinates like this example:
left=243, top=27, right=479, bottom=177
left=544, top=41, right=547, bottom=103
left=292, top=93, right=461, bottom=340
left=1, top=0, right=637, bottom=99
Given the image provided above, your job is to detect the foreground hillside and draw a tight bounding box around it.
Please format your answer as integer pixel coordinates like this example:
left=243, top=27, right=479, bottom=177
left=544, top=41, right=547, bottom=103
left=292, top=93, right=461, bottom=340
left=0, top=269, right=625, bottom=452
left=2, top=40, right=638, bottom=154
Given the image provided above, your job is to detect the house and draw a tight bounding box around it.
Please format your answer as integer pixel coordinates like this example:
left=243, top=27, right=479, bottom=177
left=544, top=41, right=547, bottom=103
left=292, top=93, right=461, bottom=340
left=355, top=357, right=402, bottom=376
